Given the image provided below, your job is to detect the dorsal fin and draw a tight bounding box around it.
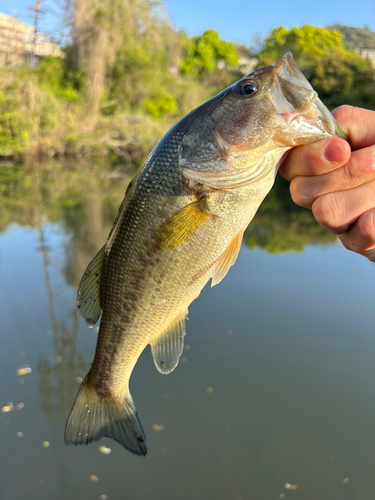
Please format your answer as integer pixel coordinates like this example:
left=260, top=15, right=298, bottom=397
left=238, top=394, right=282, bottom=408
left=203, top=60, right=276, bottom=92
left=211, top=232, right=243, bottom=287
left=150, top=313, right=187, bottom=374
left=156, top=201, right=210, bottom=250
left=77, top=246, right=105, bottom=327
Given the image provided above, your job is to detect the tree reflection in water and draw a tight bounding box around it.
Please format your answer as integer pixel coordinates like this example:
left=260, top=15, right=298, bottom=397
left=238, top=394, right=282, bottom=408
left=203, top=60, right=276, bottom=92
left=0, top=158, right=336, bottom=257
left=37, top=227, right=87, bottom=419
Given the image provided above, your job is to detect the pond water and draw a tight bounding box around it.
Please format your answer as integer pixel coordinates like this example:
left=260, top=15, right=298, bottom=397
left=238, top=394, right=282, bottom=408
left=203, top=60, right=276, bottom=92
left=1, top=159, right=375, bottom=500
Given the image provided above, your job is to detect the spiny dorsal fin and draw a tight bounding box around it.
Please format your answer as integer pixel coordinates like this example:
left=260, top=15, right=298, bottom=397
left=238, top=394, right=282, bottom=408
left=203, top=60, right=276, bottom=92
left=65, top=380, right=147, bottom=456
left=77, top=246, right=105, bottom=327
left=151, top=313, right=187, bottom=374
left=211, top=231, right=243, bottom=287
left=156, top=201, right=210, bottom=250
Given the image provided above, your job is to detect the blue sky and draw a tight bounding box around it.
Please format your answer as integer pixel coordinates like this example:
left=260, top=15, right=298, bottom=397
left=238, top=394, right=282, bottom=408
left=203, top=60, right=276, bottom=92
left=2, top=0, right=374, bottom=45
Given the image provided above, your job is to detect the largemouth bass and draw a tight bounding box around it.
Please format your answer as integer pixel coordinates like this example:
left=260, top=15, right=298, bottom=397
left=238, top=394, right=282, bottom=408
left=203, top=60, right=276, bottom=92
left=65, top=53, right=346, bottom=455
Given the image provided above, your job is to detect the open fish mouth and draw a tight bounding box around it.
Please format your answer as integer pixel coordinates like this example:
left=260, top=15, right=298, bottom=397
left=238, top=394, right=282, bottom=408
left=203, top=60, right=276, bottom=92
left=268, top=53, right=347, bottom=144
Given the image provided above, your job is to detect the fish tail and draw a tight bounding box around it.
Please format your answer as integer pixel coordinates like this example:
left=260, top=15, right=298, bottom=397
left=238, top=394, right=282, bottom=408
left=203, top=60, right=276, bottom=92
left=64, top=380, right=147, bottom=456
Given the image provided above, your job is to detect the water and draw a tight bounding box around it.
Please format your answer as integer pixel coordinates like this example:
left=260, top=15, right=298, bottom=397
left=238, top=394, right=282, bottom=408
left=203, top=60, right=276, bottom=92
left=1, top=159, right=375, bottom=500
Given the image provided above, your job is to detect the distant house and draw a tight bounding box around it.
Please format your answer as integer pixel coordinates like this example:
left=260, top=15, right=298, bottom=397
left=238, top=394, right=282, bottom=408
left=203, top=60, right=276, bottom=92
left=356, top=48, right=375, bottom=68
left=0, top=12, right=64, bottom=68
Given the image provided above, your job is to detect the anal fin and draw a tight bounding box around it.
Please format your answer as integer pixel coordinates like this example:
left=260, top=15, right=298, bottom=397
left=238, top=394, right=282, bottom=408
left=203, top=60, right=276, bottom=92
left=151, top=313, right=187, bottom=374
left=211, top=231, right=243, bottom=287
left=156, top=201, right=210, bottom=250
left=77, top=246, right=105, bottom=327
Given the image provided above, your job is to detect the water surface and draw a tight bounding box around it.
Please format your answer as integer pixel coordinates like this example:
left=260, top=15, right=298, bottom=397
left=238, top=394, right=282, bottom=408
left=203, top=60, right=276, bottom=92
left=1, top=159, right=375, bottom=500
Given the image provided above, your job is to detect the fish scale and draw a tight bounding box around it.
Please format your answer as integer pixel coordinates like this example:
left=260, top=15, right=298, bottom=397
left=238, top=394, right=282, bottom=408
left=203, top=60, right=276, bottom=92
left=65, top=53, right=346, bottom=455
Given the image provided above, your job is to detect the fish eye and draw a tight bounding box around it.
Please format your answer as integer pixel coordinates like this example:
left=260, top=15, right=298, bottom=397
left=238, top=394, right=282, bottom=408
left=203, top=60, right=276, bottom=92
left=237, top=79, right=258, bottom=96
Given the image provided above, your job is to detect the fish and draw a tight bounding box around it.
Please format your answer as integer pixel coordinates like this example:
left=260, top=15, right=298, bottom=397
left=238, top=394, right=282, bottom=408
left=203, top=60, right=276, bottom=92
left=65, top=53, right=346, bottom=456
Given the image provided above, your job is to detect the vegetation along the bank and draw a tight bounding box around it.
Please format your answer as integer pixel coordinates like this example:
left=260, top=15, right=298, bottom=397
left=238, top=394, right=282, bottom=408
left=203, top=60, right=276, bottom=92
left=1, top=0, right=375, bottom=160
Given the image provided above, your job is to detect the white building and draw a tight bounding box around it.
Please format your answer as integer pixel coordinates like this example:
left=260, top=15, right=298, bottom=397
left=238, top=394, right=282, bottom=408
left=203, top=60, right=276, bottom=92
left=0, top=12, right=64, bottom=68
left=356, top=48, right=375, bottom=68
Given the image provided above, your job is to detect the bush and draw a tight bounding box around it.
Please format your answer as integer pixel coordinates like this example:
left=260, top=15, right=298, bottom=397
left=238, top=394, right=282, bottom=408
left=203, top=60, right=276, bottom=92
left=143, top=91, right=178, bottom=119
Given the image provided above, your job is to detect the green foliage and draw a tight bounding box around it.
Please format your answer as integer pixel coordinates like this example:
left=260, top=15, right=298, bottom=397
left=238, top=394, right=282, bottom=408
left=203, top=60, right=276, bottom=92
left=180, top=30, right=238, bottom=77
left=35, top=56, right=81, bottom=102
left=258, top=25, right=352, bottom=68
left=0, top=87, right=30, bottom=154
left=36, top=56, right=64, bottom=88
left=111, top=38, right=176, bottom=110
left=311, top=52, right=375, bottom=109
left=143, top=91, right=177, bottom=119
left=244, top=175, right=336, bottom=253
left=0, top=159, right=135, bottom=233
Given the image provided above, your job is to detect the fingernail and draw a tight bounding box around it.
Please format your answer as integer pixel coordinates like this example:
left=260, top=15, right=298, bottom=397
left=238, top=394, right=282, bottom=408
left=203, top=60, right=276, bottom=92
left=324, top=141, right=347, bottom=163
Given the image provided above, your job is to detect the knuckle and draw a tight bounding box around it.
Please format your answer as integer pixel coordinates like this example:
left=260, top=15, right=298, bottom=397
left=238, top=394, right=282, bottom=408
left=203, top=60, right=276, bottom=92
left=290, top=177, right=314, bottom=208
left=343, top=151, right=375, bottom=186
left=289, top=177, right=305, bottom=205
left=299, top=153, right=313, bottom=176
left=342, top=158, right=361, bottom=187
left=365, top=249, right=375, bottom=262
left=279, top=151, right=295, bottom=180
left=357, top=211, right=375, bottom=250
left=339, top=235, right=356, bottom=252
left=312, top=194, right=340, bottom=229
left=362, top=150, right=375, bottom=173
left=294, top=143, right=324, bottom=177
left=289, top=178, right=299, bottom=203
left=343, top=159, right=356, bottom=184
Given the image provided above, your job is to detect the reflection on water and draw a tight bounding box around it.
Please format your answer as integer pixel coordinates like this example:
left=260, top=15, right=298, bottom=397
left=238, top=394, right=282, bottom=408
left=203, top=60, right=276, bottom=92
left=37, top=227, right=87, bottom=420
left=1, top=159, right=375, bottom=500
left=0, top=159, right=336, bottom=256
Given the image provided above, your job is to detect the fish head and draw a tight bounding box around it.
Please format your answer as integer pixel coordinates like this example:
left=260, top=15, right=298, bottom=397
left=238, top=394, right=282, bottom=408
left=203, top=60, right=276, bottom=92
left=180, top=53, right=346, bottom=189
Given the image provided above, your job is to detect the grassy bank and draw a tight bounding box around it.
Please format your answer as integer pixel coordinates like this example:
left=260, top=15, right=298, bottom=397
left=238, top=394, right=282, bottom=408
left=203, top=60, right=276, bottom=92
left=0, top=68, right=178, bottom=161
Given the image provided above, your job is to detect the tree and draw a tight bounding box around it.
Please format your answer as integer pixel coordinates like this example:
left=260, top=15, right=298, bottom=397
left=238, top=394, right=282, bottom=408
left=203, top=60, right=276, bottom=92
left=258, top=25, right=352, bottom=69
left=180, top=29, right=238, bottom=78
left=110, top=12, right=181, bottom=114
left=311, top=51, right=375, bottom=109
left=73, top=0, right=134, bottom=112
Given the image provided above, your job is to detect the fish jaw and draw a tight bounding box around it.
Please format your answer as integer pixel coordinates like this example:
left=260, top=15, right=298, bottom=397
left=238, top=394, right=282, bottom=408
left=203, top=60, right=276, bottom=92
left=265, top=53, right=347, bottom=146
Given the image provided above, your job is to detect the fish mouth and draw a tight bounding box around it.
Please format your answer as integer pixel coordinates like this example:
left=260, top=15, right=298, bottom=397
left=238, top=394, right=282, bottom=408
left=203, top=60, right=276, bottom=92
left=270, top=53, right=347, bottom=142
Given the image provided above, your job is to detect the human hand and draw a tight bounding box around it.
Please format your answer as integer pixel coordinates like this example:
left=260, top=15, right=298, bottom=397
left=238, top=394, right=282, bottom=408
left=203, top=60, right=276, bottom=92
left=279, top=106, right=375, bottom=261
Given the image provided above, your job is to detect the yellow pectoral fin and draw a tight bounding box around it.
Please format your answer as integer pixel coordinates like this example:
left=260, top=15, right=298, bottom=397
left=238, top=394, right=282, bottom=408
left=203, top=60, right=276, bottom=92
left=211, top=231, right=243, bottom=287
left=156, top=201, right=211, bottom=250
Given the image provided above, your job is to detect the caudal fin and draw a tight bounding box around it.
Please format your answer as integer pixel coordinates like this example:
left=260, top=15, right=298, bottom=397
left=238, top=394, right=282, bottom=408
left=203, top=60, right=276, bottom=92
left=65, top=381, right=147, bottom=456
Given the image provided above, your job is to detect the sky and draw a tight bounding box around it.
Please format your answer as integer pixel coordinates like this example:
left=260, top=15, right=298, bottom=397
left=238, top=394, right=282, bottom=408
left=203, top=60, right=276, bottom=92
left=1, top=0, right=375, bottom=45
